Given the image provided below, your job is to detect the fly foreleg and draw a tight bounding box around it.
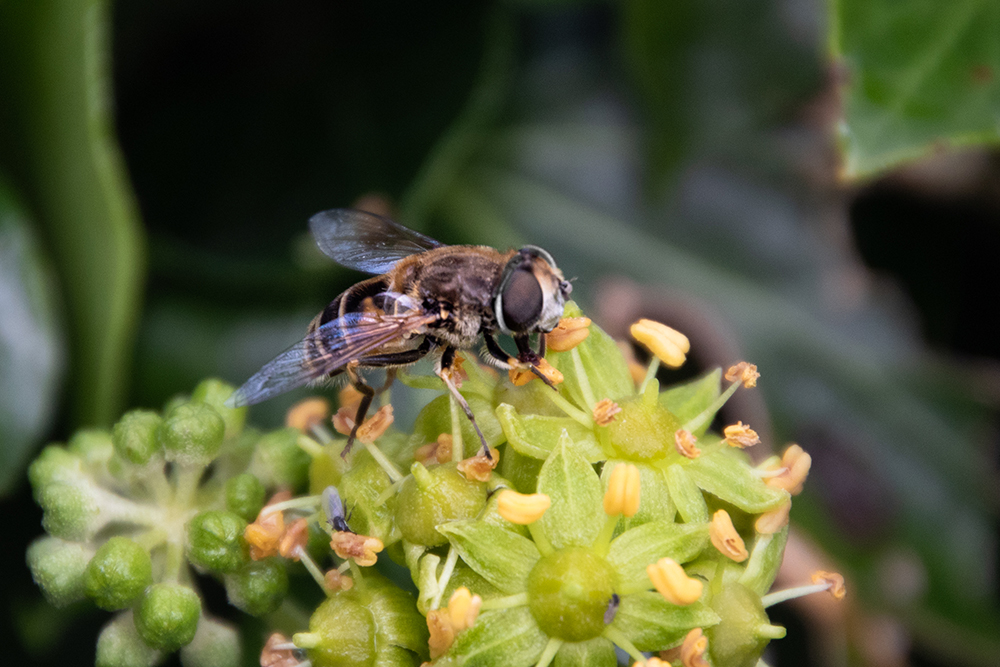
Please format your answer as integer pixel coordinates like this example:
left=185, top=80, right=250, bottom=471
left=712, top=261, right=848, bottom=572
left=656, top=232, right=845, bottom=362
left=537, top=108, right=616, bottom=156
left=436, top=346, right=493, bottom=461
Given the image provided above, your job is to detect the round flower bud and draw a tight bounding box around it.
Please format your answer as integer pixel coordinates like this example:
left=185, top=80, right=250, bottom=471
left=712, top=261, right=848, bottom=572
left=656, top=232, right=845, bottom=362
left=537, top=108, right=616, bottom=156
left=85, top=536, right=154, bottom=610
left=248, top=428, right=310, bottom=490
left=113, top=410, right=163, bottom=465
left=186, top=511, right=247, bottom=573
left=191, top=377, right=246, bottom=440
left=134, top=582, right=202, bottom=651
left=527, top=547, right=618, bottom=642
left=39, top=481, right=100, bottom=541
left=180, top=616, right=242, bottom=667
left=68, top=429, right=115, bottom=467
left=26, top=536, right=92, bottom=607
left=28, top=446, right=82, bottom=501
left=158, top=403, right=225, bottom=466
left=96, top=613, right=160, bottom=667
left=394, top=462, right=488, bottom=547
left=224, top=557, right=288, bottom=616
left=224, top=473, right=266, bottom=522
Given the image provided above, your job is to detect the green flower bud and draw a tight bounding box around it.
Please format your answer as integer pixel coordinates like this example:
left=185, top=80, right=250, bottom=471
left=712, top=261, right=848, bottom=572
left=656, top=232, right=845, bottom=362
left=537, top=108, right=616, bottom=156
left=224, top=473, right=266, bottom=522
left=179, top=616, right=242, bottom=667
left=158, top=403, right=225, bottom=466
left=191, top=377, right=246, bottom=440
left=224, top=557, right=288, bottom=616
left=527, top=547, right=618, bottom=642
left=112, top=410, right=163, bottom=465
left=85, top=536, right=154, bottom=610
left=96, top=613, right=160, bottom=667
left=28, top=445, right=82, bottom=501
left=134, top=582, right=201, bottom=651
left=186, top=511, right=247, bottom=573
left=395, top=461, right=488, bottom=547
left=68, top=429, right=115, bottom=467
left=248, top=427, right=310, bottom=489
left=606, top=384, right=680, bottom=462
left=39, top=481, right=100, bottom=541
left=706, top=583, right=782, bottom=667
left=26, top=536, right=92, bottom=607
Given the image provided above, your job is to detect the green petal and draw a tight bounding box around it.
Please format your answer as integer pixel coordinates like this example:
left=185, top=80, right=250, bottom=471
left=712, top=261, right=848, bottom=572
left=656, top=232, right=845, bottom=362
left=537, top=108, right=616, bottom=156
left=447, top=607, right=548, bottom=667
left=739, top=527, right=789, bottom=596
left=496, top=404, right=603, bottom=462
left=664, top=464, right=709, bottom=524
left=553, top=638, right=616, bottom=667
left=339, top=453, right=400, bottom=545
left=438, top=521, right=540, bottom=593
left=685, top=447, right=789, bottom=513
left=409, top=394, right=505, bottom=458
left=365, top=577, right=429, bottom=655
left=659, top=369, right=721, bottom=437
left=547, top=303, right=633, bottom=409
left=601, top=461, right=675, bottom=533
left=373, top=645, right=423, bottom=667
left=611, top=592, right=720, bottom=652
left=608, top=522, right=709, bottom=591
left=536, top=433, right=604, bottom=549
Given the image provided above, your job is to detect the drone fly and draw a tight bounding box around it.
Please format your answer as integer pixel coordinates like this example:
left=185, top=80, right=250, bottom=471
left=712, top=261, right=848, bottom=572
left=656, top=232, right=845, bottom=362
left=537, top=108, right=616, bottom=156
left=230, top=208, right=572, bottom=456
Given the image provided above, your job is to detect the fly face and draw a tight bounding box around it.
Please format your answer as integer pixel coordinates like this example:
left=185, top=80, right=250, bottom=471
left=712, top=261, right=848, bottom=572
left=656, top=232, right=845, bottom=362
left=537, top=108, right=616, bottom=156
left=494, top=245, right=572, bottom=336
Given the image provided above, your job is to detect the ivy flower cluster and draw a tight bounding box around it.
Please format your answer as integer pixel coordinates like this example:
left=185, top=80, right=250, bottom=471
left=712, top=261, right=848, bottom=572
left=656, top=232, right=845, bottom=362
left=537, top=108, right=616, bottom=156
left=27, top=303, right=841, bottom=667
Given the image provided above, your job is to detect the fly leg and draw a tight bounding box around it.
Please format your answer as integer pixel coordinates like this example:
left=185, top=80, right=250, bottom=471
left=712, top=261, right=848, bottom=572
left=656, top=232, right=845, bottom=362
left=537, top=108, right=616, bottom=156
left=436, top=346, right=493, bottom=460
left=342, top=338, right=434, bottom=456
left=515, top=334, right=558, bottom=390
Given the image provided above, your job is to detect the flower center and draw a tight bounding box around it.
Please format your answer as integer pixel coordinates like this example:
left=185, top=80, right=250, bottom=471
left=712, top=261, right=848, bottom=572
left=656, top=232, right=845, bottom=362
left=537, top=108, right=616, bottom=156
left=527, top=547, right=617, bottom=642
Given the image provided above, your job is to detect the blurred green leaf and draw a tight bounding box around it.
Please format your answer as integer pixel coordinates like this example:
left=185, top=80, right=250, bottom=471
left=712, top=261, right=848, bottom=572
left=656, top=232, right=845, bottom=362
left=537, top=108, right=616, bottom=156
left=0, top=178, right=64, bottom=495
left=832, top=0, right=1000, bottom=178
left=0, top=0, right=146, bottom=427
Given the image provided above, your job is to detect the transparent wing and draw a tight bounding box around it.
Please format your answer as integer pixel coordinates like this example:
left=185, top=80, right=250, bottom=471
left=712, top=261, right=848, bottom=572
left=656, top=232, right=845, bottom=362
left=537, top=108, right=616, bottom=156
left=309, top=209, right=444, bottom=275
left=229, top=308, right=439, bottom=407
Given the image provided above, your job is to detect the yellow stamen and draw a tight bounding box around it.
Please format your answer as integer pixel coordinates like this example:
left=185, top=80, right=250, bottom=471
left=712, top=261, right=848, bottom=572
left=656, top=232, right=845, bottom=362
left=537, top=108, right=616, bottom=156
left=331, top=406, right=356, bottom=437
left=261, top=632, right=298, bottom=667
left=710, top=509, right=748, bottom=562
left=680, top=627, right=710, bottom=667
left=496, top=490, right=551, bottom=525
left=722, top=421, right=760, bottom=448
left=285, top=397, right=331, bottom=432
left=278, top=518, right=309, bottom=561
left=330, top=531, right=384, bottom=567
left=592, top=398, right=622, bottom=426
left=447, top=586, right=482, bottom=632
left=674, top=429, right=701, bottom=459
left=725, top=362, right=760, bottom=388
left=603, top=463, right=641, bottom=517
left=245, top=495, right=289, bottom=561
left=755, top=499, right=792, bottom=535
left=545, top=317, right=592, bottom=352
left=507, top=358, right=564, bottom=386
left=356, top=404, right=395, bottom=444
left=323, top=569, right=354, bottom=592
left=765, top=444, right=811, bottom=495
left=457, top=450, right=498, bottom=482
left=427, top=608, right=455, bottom=659
left=811, top=571, right=846, bottom=600
left=630, top=319, right=690, bottom=368
left=634, top=658, right=668, bottom=667
left=646, top=557, right=703, bottom=605
left=338, top=385, right=364, bottom=412
left=415, top=433, right=454, bottom=465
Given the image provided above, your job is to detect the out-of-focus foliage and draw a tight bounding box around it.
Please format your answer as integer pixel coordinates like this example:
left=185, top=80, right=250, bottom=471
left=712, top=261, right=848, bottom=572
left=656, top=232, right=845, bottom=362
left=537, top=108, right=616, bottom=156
left=831, top=0, right=1000, bottom=178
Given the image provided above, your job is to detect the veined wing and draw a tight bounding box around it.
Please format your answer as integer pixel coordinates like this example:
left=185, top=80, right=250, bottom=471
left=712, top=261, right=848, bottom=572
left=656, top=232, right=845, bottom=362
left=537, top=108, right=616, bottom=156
left=309, top=209, right=444, bottom=275
left=228, top=308, right=439, bottom=407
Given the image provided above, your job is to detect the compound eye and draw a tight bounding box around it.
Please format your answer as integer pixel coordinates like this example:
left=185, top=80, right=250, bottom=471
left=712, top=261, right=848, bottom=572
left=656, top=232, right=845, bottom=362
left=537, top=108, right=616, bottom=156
left=501, top=268, right=543, bottom=332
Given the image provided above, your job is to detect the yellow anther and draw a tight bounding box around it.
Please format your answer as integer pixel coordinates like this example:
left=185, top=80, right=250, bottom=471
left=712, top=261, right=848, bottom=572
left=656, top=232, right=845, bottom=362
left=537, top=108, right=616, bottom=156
left=356, top=404, right=394, bottom=444
left=755, top=499, right=792, bottom=535
left=447, top=586, right=482, bottom=633
left=415, top=433, right=454, bottom=465
left=765, top=444, right=811, bottom=495
left=331, top=406, right=357, bottom=437
left=278, top=518, right=309, bottom=561
left=338, top=384, right=364, bottom=412
left=496, top=490, right=551, bottom=525
left=811, top=571, right=846, bottom=600
left=458, top=450, right=498, bottom=482
left=245, top=493, right=290, bottom=560
left=592, top=398, right=622, bottom=426
left=680, top=627, right=710, bottom=667
left=261, top=632, right=298, bottom=667
left=545, top=317, right=592, bottom=352
left=330, top=531, right=384, bottom=567
left=285, top=397, right=331, bottom=431
left=646, top=557, right=704, bottom=606
left=634, top=658, right=668, bottom=667
left=674, top=429, right=701, bottom=459
left=507, top=358, right=564, bottom=387
left=710, top=509, right=749, bottom=562
left=725, top=361, right=760, bottom=388
left=603, top=463, right=641, bottom=517
left=722, top=421, right=760, bottom=449
left=427, top=608, right=455, bottom=659
left=630, top=319, right=690, bottom=368
left=323, top=569, right=354, bottom=592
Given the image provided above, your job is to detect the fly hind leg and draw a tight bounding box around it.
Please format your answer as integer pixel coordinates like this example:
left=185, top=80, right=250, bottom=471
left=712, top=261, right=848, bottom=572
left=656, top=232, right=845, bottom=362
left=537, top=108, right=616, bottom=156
left=436, top=346, right=493, bottom=461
